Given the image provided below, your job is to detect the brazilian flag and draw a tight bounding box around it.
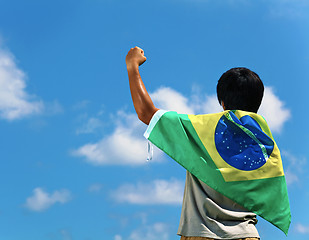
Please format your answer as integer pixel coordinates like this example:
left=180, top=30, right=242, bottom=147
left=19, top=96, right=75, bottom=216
left=144, top=109, right=291, bottom=235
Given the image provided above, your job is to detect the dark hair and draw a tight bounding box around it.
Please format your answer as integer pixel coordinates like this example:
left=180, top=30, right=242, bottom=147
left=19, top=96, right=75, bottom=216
left=216, top=67, right=264, bottom=113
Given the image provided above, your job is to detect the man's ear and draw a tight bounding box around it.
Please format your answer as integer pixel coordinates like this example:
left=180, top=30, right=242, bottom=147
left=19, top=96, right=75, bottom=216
left=221, top=101, right=226, bottom=110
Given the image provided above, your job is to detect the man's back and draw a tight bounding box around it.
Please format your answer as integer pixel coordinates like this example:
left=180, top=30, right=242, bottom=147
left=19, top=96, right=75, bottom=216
left=178, top=171, right=260, bottom=239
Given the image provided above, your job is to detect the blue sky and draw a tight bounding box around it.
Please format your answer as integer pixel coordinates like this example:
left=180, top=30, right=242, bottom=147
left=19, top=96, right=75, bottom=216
left=0, top=0, right=308, bottom=240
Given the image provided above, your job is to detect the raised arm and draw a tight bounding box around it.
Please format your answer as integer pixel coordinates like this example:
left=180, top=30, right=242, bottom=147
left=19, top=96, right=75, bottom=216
left=126, top=47, right=159, bottom=125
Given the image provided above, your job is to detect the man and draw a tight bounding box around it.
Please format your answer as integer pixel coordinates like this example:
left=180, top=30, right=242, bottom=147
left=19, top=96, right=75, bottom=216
left=125, top=46, right=288, bottom=239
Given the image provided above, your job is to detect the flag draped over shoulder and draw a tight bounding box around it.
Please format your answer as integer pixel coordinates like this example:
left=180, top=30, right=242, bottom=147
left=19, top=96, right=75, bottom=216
left=144, top=109, right=291, bottom=235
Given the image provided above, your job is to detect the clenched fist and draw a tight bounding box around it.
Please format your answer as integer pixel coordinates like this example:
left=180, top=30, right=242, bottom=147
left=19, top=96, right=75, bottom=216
left=126, top=46, right=147, bottom=69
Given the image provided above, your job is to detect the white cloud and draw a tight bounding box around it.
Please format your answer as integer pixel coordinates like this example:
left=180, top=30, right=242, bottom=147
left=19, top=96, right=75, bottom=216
left=202, top=94, right=222, bottom=114
left=295, top=223, right=309, bottom=234
left=151, top=86, right=222, bottom=114
left=76, top=117, right=103, bottom=135
left=88, top=183, right=103, bottom=193
left=284, top=169, right=299, bottom=186
left=114, top=235, right=123, bottom=240
left=0, top=45, right=44, bottom=120
left=281, top=150, right=306, bottom=186
left=73, top=87, right=198, bottom=166
left=114, top=214, right=173, bottom=240
left=111, top=179, right=183, bottom=205
left=268, top=0, right=309, bottom=19
left=72, top=111, right=164, bottom=166
left=24, top=188, right=72, bottom=212
left=45, top=100, right=63, bottom=115
left=72, top=100, right=91, bottom=110
left=151, top=87, right=195, bottom=114
left=129, top=222, right=170, bottom=240
left=258, top=87, right=290, bottom=133
left=60, top=229, right=73, bottom=240
left=151, top=86, right=290, bottom=133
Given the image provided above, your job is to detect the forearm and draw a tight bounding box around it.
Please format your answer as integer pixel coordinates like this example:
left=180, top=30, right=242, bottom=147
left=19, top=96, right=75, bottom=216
left=127, top=64, right=158, bottom=125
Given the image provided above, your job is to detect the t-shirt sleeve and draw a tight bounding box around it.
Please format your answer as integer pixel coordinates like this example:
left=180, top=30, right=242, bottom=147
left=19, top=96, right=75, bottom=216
left=144, top=109, right=167, bottom=139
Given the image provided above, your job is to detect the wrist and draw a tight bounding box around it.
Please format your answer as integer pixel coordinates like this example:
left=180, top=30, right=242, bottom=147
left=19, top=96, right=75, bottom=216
left=126, top=62, right=139, bottom=72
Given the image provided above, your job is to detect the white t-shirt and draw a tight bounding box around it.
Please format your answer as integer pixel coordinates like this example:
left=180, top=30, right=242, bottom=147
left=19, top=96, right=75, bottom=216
left=178, top=171, right=260, bottom=239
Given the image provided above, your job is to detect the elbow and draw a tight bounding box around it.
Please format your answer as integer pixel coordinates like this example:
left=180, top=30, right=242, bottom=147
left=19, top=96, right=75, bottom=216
left=137, top=107, right=159, bottom=125
left=137, top=113, right=150, bottom=125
